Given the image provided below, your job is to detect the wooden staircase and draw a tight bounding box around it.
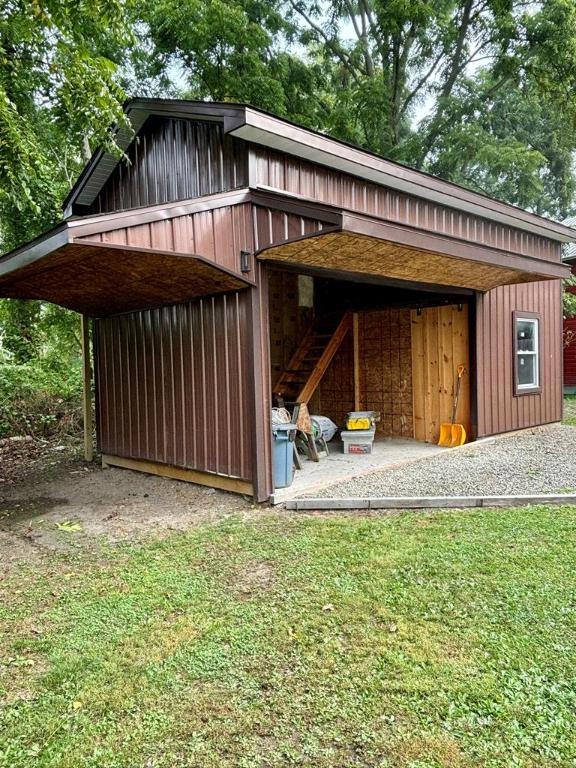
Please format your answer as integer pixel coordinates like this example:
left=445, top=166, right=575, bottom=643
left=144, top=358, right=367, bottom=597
left=274, top=311, right=352, bottom=405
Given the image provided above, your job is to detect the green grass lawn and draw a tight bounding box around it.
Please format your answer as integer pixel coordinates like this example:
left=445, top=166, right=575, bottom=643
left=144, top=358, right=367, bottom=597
left=2, top=507, right=576, bottom=768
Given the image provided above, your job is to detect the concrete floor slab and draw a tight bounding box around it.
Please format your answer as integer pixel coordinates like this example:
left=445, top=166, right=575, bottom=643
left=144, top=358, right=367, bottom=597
left=271, top=437, right=443, bottom=504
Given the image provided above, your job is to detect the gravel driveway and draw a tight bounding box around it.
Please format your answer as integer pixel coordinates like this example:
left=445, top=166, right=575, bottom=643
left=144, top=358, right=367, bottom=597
left=308, top=424, right=576, bottom=498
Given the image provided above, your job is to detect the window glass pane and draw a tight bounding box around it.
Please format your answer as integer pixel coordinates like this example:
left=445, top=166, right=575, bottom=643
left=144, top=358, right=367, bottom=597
left=517, top=354, right=536, bottom=387
left=517, top=319, right=536, bottom=352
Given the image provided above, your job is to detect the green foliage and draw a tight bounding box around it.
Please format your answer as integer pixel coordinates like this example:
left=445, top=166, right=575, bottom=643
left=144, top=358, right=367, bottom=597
left=563, top=274, right=576, bottom=319
left=3, top=506, right=576, bottom=764
left=0, top=1, right=131, bottom=439
left=0, top=0, right=132, bottom=250
left=134, top=0, right=576, bottom=218
left=0, top=352, right=82, bottom=439
left=0, top=304, right=83, bottom=439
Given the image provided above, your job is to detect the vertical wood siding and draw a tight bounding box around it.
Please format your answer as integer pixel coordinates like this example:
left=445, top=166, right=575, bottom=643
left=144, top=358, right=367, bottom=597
left=476, top=281, right=563, bottom=436
left=253, top=147, right=560, bottom=262
left=89, top=118, right=248, bottom=214
left=94, top=292, right=253, bottom=481
left=411, top=305, right=471, bottom=443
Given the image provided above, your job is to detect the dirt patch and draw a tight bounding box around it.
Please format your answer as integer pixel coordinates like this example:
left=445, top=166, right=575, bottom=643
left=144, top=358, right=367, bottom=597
left=232, top=560, right=276, bottom=597
left=0, top=451, right=258, bottom=573
left=0, top=436, right=82, bottom=486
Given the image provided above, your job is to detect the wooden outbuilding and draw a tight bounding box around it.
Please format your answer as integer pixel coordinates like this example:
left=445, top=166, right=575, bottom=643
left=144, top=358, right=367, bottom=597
left=0, top=99, right=573, bottom=501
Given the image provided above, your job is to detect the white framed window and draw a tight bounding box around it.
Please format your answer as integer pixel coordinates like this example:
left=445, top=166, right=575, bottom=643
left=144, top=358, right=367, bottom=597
left=514, top=313, right=540, bottom=394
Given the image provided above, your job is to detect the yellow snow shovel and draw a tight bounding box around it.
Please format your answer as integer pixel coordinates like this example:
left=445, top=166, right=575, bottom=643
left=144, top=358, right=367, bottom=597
left=438, top=365, right=467, bottom=447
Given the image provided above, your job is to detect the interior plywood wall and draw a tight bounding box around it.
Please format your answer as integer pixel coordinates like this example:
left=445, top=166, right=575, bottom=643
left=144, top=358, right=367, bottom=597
left=268, top=270, right=313, bottom=389
left=315, top=308, right=413, bottom=437
left=411, top=304, right=471, bottom=443
left=359, top=309, right=414, bottom=437
left=312, top=332, right=355, bottom=425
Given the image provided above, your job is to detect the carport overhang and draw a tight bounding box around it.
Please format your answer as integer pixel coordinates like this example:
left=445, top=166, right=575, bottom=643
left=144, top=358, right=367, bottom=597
left=257, top=209, right=569, bottom=292
left=0, top=224, right=253, bottom=317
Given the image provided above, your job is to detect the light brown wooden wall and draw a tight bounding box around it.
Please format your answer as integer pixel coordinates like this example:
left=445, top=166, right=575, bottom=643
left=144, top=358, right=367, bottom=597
left=411, top=305, right=471, bottom=443
left=268, top=270, right=313, bottom=389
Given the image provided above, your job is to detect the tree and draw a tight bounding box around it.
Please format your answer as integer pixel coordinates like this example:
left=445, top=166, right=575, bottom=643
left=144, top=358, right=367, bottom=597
left=135, top=0, right=576, bottom=218
left=0, top=0, right=132, bottom=251
left=0, top=1, right=131, bottom=364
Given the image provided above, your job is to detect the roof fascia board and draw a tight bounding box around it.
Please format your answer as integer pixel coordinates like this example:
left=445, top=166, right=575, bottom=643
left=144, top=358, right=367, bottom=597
left=68, top=189, right=254, bottom=239
left=127, top=99, right=245, bottom=123
left=341, top=212, right=570, bottom=279
left=0, top=227, right=70, bottom=278
left=232, top=110, right=576, bottom=244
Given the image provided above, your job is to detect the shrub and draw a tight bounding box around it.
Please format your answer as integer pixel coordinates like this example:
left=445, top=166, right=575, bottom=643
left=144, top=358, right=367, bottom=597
left=0, top=352, right=83, bottom=439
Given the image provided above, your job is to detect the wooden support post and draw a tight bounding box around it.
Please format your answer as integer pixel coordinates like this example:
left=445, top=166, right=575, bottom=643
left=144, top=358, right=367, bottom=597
left=353, top=312, right=360, bottom=411
left=81, top=315, right=93, bottom=462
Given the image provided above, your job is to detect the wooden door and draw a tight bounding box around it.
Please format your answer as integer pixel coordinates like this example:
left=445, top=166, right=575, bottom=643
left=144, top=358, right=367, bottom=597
left=411, top=305, right=471, bottom=443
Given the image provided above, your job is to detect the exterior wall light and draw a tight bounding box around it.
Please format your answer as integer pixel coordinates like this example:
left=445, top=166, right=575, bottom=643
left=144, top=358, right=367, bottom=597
left=240, top=250, right=252, bottom=273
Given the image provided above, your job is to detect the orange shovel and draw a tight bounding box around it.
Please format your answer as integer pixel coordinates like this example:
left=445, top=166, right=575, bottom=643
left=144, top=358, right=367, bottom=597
left=438, top=365, right=467, bottom=447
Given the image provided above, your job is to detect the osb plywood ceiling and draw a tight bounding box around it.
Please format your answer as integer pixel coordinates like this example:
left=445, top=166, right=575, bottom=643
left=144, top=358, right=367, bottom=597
left=260, top=231, right=541, bottom=292
left=0, top=243, right=248, bottom=316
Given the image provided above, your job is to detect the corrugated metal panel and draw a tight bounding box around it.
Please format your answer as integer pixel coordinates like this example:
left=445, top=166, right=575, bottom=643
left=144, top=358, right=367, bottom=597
left=253, top=147, right=561, bottom=262
left=476, top=280, right=563, bottom=436
left=90, top=118, right=248, bottom=214
left=564, top=318, right=576, bottom=386
left=78, top=203, right=255, bottom=277
left=94, top=292, right=253, bottom=481
left=252, top=205, right=329, bottom=250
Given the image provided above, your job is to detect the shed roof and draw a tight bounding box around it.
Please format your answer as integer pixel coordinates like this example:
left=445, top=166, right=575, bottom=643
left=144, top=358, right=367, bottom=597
left=64, top=98, right=576, bottom=245
left=0, top=221, right=252, bottom=316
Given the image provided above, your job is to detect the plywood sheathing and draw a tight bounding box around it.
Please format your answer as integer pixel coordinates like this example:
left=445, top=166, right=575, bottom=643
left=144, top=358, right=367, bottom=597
left=314, top=331, right=355, bottom=427
left=313, top=308, right=413, bottom=438
left=411, top=305, right=471, bottom=443
left=268, top=270, right=313, bottom=389
left=0, top=242, right=249, bottom=316
left=260, top=231, right=541, bottom=292
left=360, top=309, right=414, bottom=438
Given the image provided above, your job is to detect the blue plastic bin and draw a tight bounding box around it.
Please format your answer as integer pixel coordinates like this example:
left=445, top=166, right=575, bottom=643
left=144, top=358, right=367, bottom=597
left=272, top=424, right=296, bottom=488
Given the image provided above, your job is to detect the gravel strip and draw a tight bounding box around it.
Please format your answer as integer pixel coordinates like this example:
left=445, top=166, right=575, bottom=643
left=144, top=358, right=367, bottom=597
left=307, top=424, right=576, bottom=498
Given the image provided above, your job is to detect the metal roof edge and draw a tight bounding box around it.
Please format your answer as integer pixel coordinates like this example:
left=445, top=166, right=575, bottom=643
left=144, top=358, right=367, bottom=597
left=60, top=97, right=576, bottom=246
left=233, top=108, right=576, bottom=244
left=0, top=225, right=70, bottom=278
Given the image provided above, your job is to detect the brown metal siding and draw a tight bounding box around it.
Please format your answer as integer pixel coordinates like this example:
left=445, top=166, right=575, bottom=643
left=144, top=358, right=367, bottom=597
left=78, top=203, right=255, bottom=277
left=253, top=147, right=560, bottom=262
left=252, top=205, right=331, bottom=250
left=94, top=292, right=253, bottom=481
left=476, top=280, right=563, bottom=436
left=90, top=118, right=248, bottom=214
left=248, top=262, right=274, bottom=501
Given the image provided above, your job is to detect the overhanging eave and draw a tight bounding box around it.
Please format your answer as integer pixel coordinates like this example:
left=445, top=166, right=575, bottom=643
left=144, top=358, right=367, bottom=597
left=256, top=217, right=569, bottom=293
left=0, top=237, right=252, bottom=317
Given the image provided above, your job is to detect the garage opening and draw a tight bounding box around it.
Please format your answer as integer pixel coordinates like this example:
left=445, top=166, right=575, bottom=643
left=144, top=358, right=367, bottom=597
left=268, top=267, right=473, bottom=501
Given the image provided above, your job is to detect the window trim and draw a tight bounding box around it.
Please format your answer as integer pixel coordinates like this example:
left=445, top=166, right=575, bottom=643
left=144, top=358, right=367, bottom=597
left=513, top=311, right=542, bottom=396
